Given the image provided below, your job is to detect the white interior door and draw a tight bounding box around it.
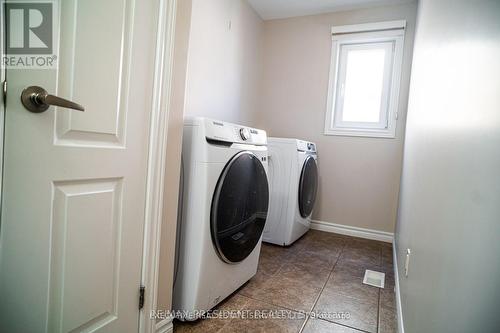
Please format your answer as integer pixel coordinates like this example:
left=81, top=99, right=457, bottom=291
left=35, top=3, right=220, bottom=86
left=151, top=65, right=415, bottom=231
left=0, top=1, right=161, bottom=332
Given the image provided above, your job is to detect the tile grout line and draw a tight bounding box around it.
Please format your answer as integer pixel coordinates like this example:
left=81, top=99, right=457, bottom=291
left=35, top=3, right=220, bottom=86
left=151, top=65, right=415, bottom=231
left=238, top=241, right=316, bottom=314
left=297, top=316, right=310, bottom=333
left=297, top=239, right=347, bottom=333
left=238, top=245, right=308, bottom=314
left=213, top=294, right=253, bottom=333
left=239, top=292, right=309, bottom=315
left=240, top=235, right=383, bottom=333
left=238, top=247, right=293, bottom=304
left=307, top=239, right=377, bottom=333
left=307, top=238, right=383, bottom=333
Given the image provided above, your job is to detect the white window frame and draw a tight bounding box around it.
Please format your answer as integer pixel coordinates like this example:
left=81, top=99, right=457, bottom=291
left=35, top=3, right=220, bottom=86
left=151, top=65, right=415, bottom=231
left=324, top=20, right=406, bottom=138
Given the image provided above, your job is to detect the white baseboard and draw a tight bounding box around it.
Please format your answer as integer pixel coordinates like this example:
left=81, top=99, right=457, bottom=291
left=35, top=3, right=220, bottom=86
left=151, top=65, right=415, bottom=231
left=155, top=318, right=173, bottom=333
left=310, top=220, right=394, bottom=243
left=393, top=241, right=405, bottom=333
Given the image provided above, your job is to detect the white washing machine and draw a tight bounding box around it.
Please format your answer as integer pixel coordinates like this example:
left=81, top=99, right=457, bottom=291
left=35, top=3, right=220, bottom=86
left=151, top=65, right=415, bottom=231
left=263, top=138, right=318, bottom=246
left=173, top=117, right=269, bottom=320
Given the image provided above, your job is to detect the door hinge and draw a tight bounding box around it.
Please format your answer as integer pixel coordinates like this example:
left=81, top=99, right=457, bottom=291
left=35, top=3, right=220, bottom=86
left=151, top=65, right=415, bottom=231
left=139, top=285, right=145, bottom=310
left=2, top=80, right=6, bottom=104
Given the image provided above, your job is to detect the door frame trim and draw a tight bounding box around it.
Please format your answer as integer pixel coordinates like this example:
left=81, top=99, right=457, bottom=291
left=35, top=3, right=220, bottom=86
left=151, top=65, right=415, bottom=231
left=0, top=0, right=5, bottom=216
left=140, top=0, right=177, bottom=332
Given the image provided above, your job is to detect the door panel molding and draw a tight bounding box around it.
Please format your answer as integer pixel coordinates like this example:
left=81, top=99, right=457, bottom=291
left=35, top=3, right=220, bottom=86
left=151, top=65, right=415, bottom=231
left=55, top=0, right=134, bottom=148
left=49, top=178, right=123, bottom=333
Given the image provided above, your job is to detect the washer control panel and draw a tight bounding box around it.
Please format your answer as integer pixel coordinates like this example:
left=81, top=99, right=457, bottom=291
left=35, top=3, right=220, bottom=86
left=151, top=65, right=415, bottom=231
left=297, top=140, right=317, bottom=153
left=203, top=118, right=267, bottom=145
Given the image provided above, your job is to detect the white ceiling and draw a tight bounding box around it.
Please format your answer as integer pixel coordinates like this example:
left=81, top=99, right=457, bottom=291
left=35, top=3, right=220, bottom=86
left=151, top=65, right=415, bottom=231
left=247, top=0, right=414, bottom=20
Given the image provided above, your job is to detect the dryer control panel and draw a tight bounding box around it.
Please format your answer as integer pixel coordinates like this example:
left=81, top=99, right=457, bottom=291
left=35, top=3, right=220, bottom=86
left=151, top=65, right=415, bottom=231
left=202, top=118, right=267, bottom=146
left=297, top=140, right=317, bottom=153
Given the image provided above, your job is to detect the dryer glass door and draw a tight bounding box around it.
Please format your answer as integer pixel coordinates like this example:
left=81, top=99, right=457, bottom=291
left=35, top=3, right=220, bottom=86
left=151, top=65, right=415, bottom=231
left=211, top=152, right=269, bottom=263
left=298, top=156, right=318, bottom=218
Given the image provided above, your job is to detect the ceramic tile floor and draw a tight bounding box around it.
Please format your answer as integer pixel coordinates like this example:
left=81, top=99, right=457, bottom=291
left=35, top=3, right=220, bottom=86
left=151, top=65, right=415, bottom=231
left=174, top=230, right=397, bottom=333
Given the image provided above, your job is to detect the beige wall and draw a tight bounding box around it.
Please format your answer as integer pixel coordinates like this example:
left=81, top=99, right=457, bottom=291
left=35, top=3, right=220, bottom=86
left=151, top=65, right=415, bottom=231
left=184, top=0, right=263, bottom=124
left=157, top=0, right=193, bottom=313
left=395, top=0, right=500, bottom=331
left=254, top=2, right=417, bottom=233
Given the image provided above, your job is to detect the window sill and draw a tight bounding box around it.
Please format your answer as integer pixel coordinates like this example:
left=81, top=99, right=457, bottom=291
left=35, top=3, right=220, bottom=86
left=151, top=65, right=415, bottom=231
left=324, top=128, right=396, bottom=139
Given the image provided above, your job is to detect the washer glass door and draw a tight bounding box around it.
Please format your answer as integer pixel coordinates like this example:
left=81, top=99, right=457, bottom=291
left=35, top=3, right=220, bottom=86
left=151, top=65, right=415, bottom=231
left=211, top=151, right=269, bottom=263
left=298, top=155, right=318, bottom=218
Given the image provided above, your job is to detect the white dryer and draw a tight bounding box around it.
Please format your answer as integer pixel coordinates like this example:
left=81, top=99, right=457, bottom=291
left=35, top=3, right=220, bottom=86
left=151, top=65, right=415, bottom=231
left=263, top=138, right=318, bottom=246
left=173, top=117, right=269, bottom=320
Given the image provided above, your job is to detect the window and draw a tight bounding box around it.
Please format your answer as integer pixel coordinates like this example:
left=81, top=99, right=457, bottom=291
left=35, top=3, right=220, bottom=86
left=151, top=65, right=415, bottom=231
left=324, top=21, right=406, bottom=138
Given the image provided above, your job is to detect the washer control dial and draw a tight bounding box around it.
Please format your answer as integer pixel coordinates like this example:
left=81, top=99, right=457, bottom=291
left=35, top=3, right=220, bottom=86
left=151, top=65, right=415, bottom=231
left=239, top=128, right=251, bottom=141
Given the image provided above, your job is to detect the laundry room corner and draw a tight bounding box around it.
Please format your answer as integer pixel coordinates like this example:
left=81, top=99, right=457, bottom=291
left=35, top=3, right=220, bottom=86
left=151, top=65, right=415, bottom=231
left=253, top=2, right=418, bottom=237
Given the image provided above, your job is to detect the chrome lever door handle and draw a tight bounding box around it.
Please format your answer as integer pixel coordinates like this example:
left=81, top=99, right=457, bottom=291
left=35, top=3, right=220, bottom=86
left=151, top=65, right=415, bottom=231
left=21, top=86, right=85, bottom=113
